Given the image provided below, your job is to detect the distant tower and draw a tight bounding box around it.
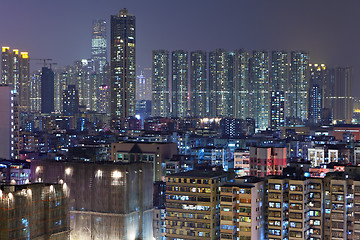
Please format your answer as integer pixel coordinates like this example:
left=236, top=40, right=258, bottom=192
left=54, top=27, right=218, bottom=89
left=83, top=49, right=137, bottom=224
left=110, top=8, right=136, bottom=129
left=333, top=67, right=353, bottom=124
left=41, top=67, right=55, bottom=114
left=270, top=51, right=288, bottom=129
left=136, top=73, right=151, bottom=101
left=190, top=50, right=207, bottom=117
left=30, top=70, right=42, bottom=113
left=152, top=50, right=170, bottom=117
left=308, top=64, right=327, bottom=125
left=63, top=85, right=79, bottom=116
left=288, top=51, right=310, bottom=124
left=171, top=50, right=188, bottom=118
left=251, top=50, right=270, bottom=130
left=1, top=47, right=30, bottom=112
left=91, top=19, right=107, bottom=73
left=209, top=49, right=230, bottom=117
left=98, top=85, right=109, bottom=114
left=0, top=86, right=15, bottom=159
left=233, top=49, right=250, bottom=119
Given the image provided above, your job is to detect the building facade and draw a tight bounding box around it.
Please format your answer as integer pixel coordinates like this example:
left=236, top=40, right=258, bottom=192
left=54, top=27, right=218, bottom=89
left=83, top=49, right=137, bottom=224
left=172, top=50, right=188, bottom=118
left=152, top=50, right=170, bottom=117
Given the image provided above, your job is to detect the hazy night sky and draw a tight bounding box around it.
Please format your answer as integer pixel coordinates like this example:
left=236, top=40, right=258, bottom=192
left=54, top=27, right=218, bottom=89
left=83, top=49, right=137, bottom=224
left=1, top=0, right=360, bottom=95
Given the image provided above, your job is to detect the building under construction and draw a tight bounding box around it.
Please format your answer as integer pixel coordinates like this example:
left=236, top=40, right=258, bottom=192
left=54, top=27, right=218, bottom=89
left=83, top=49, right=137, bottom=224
left=0, top=183, right=69, bottom=239
left=31, top=160, right=154, bottom=240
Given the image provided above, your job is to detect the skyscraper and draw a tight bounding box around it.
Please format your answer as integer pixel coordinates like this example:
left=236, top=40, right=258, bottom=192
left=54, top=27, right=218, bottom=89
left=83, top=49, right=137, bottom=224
left=91, top=19, right=107, bottom=73
left=152, top=50, right=170, bottom=117
left=270, top=51, right=288, bottom=129
left=233, top=49, right=250, bottom=119
left=54, top=67, right=68, bottom=113
left=41, top=67, right=55, bottom=114
left=171, top=50, right=188, bottom=118
left=98, top=85, right=109, bottom=114
left=1, top=47, right=12, bottom=85
left=0, top=86, right=15, bottom=159
left=29, top=70, right=41, bottom=113
left=251, top=50, right=270, bottom=130
left=288, top=51, right=310, bottom=124
left=63, top=85, right=79, bottom=116
left=190, top=50, right=207, bottom=117
left=1, top=47, right=30, bottom=112
left=18, top=52, right=30, bottom=112
left=308, top=64, right=327, bottom=125
left=209, top=49, right=230, bottom=117
left=110, top=8, right=136, bottom=129
left=333, top=67, right=353, bottom=124
left=136, top=73, right=152, bottom=101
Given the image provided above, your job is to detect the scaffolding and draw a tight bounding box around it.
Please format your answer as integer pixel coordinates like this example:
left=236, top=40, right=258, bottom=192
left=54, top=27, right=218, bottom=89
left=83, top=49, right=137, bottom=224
left=0, top=183, right=69, bottom=240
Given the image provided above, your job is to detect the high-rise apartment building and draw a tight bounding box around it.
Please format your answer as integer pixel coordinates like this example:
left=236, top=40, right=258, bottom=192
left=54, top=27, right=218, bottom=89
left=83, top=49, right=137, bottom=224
left=97, top=85, right=109, bottom=114
left=29, top=70, right=41, bottom=113
left=41, top=67, right=55, bottom=114
left=209, top=49, right=231, bottom=117
left=136, top=73, right=152, bottom=101
left=110, top=8, right=136, bottom=129
left=251, top=50, right=270, bottom=130
left=63, top=85, right=79, bottom=116
left=308, top=64, right=327, bottom=125
left=333, top=67, right=353, bottom=124
left=152, top=50, right=170, bottom=117
left=91, top=19, right=107, bottom=73
left=165, top=170, right=229, bottom=239
left=54, top=68, right=68, bottom=113
left=1, top=47, right=30, bottom=112
left=270, top=51, right=288, bottom=129
left=233, top=49, right=250, bottom=119
left=220, top=178, right=265, bottom=240
left=270, top=90, right=285, bottom=129
left=0, top=86, right=16, bottom=160
left=190, top=50, right=207, bottom=117
left=288, top=51, right=310, bottom=123
left=171, top=50, right=188, bottom=118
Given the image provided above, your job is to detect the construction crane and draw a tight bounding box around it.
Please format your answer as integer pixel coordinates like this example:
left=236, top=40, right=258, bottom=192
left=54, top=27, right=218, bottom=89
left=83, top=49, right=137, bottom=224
left=48, top=63, right=58, bottom=70
left=31, top=58, right=53, bottom=68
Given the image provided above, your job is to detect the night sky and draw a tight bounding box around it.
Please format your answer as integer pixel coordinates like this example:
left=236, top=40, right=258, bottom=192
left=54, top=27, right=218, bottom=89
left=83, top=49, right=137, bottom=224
left=1, top=0, right=360, bottom=95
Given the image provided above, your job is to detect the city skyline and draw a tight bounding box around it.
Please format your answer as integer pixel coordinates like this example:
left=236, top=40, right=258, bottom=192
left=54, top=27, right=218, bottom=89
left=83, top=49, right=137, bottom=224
left=1, top=0, right=360, bottom=95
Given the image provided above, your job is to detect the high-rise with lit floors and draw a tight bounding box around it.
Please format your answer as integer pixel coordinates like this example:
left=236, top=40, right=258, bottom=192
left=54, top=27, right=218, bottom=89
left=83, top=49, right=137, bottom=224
left=1, top=47, right=12, bottom=85
left=251, top=50, right=270, bottom=130
left=110, top=8, right=136, bottom=128
left=171, top=50, right=188, bottom=118
left=0, top=86, right=16, bottom=160
left=270, top=51, right=288, bottom=129
left=63, top=85, right=79, bottom=116
left=308, top=64, right=327, bottom=125
left=91, top=19, right=107, bottom=73
left=233, top=49, right=250, bottom=119
left=190, top=50, right=207, bottom=117
left=152, top=50, right=170, bottom=117
left=1, top=47, right=30, bottom=112
left=98, top=85, right=109, bottom=114
left=165, top=170, right=228, bottom=239
left=209, top=49, right=230, bottom=117
left=220, top=178, right=265, bottom=240
left=29, top=70, right=41, bottom=113
left=333, top=67, right=353, bottom=124
left=288, top=51, right=310, bottom=124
